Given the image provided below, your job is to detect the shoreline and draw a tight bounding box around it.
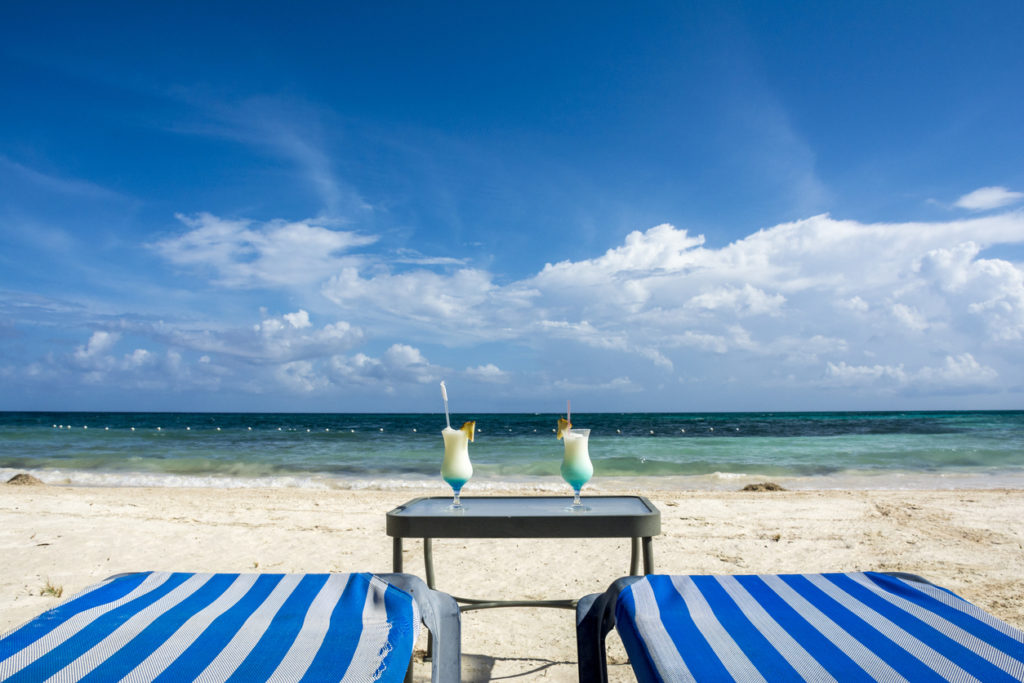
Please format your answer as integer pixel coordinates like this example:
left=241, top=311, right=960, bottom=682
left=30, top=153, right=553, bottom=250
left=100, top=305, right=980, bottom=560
left=7, top=466, right=1024, bottom=493
left=3, top=484, right=1023, bottom=681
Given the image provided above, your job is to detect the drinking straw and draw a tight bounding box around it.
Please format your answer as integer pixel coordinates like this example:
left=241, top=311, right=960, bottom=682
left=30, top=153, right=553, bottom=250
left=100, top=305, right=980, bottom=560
left=441, top=381, right=451, bottom=429
left=567, top=400, right=571, bottom=425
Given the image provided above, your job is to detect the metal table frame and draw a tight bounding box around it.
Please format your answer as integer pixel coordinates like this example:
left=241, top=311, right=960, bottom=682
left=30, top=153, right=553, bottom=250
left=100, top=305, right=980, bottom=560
left=386, top=495, right=661, bottom=611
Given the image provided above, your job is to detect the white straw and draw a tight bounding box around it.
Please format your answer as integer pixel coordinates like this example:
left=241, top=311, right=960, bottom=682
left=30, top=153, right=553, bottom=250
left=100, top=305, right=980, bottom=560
left=440, top=381, right=451, bottom=429
left=567, top=400, right=571, bottom=425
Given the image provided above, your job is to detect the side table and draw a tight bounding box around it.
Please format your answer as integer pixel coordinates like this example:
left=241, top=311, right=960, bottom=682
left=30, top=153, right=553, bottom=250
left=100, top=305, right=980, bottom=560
left=386, top=495, right=661, bottom=611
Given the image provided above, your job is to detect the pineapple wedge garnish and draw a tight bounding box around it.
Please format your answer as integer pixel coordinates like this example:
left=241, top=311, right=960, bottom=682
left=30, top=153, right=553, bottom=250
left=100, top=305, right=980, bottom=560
left=460, top=420, right=476, bottom=442
left=556, top=417, right=572, bottom=440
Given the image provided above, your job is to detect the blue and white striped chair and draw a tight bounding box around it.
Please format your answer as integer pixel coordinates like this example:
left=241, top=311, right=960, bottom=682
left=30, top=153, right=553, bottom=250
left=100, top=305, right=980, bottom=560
left=577, top=572, right=1024, bottom=682
left=0, top=571, right=459, bottom=683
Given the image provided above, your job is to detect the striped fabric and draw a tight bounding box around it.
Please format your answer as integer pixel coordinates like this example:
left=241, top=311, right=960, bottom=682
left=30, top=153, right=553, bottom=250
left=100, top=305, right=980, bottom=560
left=0, top=572, right=421, bottom=683
left=615, top=572, right=1024, bottom=683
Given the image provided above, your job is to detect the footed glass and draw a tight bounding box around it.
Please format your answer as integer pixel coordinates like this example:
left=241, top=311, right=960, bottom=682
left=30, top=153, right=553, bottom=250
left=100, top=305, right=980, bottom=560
left=441, top=427, right=473, bottom=510
left=561, top=428, right=593, bottom=511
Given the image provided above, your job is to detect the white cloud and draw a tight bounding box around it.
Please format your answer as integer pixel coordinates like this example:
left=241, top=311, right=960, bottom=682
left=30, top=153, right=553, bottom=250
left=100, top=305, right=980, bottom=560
left=826, top=361, right=908, bottom=386
left=826, top=353, right=997, bottom=392
left=890, top=303, right=929, bottom=332
left=152, top=213, right=377, bottom=288
left=538, top=320, right=629, bottom=351
left=533, top=224, right=706, bottom=312
left=24, top=310, right=366, bottom=396
left=955, top=186, right=1024, bottom=211
left=74, top=331, right=120, bottom=361
left=283, top=310, right=312, bottom=329
left=686, top=284, right=786, bottom=316
left=321, top=266, right=538, bottom=326
left=772, top=334, right=848, bottom=363
left=916, top=242, right=1024, bottom=342
left=55, top=330, right=216, bottom=391
left=916, top=353, right=998, bottom=386
left=552, top=376, right=641, bottom=393
left=673, top=331, right=730, bottom=354
left=837, top=296, right=869, bottom=313
left=122, top=348, right=152, bottom=369
left=466, top=363, right=509, bottom=383
left=252, top=315, right=362, bottom=362
left=394, top=249, right=468, bottom=266
left=276, top=360, right=330, bottom=393
left=328, top=343, right=440, bottom=389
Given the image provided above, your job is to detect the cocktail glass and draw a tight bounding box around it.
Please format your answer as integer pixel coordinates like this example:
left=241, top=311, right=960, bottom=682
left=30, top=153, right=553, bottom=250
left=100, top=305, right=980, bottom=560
left=441, top=427, right=473, bottom=510
left=561, top=428, right=593, bottom=511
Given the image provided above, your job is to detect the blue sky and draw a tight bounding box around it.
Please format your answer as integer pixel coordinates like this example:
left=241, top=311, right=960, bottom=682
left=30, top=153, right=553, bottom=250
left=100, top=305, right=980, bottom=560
left=1, top=2, right=1023, bottom=412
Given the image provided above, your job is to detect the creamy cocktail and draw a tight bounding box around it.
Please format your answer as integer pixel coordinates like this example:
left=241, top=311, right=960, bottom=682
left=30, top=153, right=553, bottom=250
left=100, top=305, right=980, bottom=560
left=441, top=422, right=474, bottom=509
left=439, top=381, right=474, bottom=510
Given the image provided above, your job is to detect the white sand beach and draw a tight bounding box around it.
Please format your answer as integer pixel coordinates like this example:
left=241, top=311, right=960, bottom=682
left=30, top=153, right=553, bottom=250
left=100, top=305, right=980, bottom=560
left=2, top=483, right=1023, bottom=681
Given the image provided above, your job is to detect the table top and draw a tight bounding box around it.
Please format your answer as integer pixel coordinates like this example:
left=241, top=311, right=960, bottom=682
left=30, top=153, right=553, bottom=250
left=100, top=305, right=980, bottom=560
left=386, top=495, right=661, bottom=539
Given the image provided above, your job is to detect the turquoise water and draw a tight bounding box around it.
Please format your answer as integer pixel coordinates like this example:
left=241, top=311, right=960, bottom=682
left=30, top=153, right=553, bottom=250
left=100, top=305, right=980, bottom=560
left=1, top=411, right=1022, bottom=490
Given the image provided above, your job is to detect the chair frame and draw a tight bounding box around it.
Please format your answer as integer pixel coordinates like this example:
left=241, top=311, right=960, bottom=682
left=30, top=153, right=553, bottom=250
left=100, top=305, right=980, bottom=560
left=379, top=573, right=461, bottom=683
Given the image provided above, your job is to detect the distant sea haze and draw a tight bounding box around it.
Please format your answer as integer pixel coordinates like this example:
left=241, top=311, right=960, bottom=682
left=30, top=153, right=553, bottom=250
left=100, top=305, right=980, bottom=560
left=2, top=411, right=1022, bottom=492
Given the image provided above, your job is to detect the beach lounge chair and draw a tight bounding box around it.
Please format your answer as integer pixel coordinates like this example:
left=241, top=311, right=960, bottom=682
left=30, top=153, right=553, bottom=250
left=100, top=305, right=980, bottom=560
left=0, top=571, right=459, bottom=683
left=577, top=572, right=1024, bottom=682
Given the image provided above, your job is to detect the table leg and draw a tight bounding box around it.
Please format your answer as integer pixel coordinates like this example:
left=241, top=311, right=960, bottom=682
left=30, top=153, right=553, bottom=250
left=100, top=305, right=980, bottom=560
left=423, top=538, right=436, bottom=664
left=424, top=538, right=436, bottom=588
left=642, top=536, right=654, bottom=574
left=629, top=538, right=640, bottom=576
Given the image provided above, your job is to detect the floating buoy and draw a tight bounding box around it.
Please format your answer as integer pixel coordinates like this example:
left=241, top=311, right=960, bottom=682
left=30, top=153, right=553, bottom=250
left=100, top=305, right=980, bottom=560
left=248, top=427, right=252, bottom=431
left=83, top=425, right=88, bottom=429
left=350, top=429, right=354, bottom=433
left=105, top=427, right=109, bottom=431
left=186, top=427, right=191, bottom=431
left=131, top=427, right=135, bottom=431
left=216, top=427, right=221, bottom=431
left=307, top=429, right=311, bottom=433
left=277, top=427, right=281, bottom=431
left=709, top=427, right=714, bottom=431
left=379, top=428, right=384, bottom=432
left=52, top=424, right=56, bottom=428
left=325, top=428, right=330, bottom=432
left=680, top=428, right=686, bottom=433
left=412, top=428, right=417, bottom=432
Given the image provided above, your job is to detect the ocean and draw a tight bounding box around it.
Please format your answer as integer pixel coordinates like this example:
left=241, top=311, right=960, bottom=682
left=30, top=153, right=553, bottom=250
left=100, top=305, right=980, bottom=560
left=1, top=411, right=1022, bottom=491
